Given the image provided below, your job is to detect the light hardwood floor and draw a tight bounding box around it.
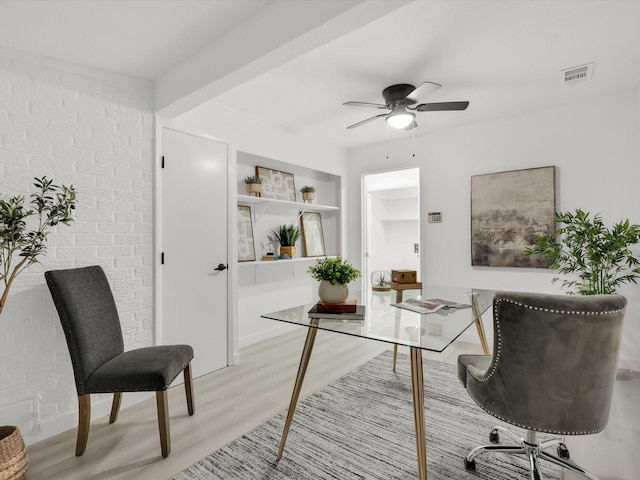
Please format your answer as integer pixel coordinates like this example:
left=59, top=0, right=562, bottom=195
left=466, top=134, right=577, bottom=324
left=26, top=328, right=639, bottom=479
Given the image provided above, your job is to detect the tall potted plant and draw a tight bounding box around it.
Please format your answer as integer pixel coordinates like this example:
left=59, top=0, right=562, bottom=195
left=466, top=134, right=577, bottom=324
left=308, top=257, right=361, bottom=303
left=0, top=176, right=76, bottom=478
left=270, top=224, right=301, bottom=258
left=524, top=208, right=640, bottom=295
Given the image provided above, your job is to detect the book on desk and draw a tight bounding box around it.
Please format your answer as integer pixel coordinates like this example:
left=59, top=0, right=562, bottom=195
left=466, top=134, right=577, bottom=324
left=392, top=297, right=470, bottom=314
left=308, top=303, right=365, bottom=320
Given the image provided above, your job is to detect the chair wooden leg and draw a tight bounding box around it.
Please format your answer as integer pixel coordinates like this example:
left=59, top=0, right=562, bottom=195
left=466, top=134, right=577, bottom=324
left=156, top=390, right=171, bottom=458
left=109, top=392, right=122, bottom=424
left=76, top=395, right=91, bottom=456
left=184, top=363, right=195, bottom=415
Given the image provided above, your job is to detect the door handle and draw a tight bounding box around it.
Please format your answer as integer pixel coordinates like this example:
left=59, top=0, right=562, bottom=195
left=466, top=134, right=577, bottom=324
left=214, top=263, right=228, bottom=271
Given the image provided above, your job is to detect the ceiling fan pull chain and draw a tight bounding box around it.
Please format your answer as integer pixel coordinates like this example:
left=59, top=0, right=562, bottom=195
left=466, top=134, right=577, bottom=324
left=386, top=122, right=390, bottom=160
left=412, top=125, right=415, bottom=158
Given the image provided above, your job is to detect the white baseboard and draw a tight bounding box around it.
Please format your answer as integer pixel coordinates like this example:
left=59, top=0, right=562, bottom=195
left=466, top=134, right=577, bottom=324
left=239, top=323, right=300, bottom=349
left=23, top=391, right=154, bottom=447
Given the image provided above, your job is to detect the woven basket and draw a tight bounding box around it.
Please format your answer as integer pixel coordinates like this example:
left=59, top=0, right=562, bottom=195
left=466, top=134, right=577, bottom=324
left=0, top=426, right=27, bottom=480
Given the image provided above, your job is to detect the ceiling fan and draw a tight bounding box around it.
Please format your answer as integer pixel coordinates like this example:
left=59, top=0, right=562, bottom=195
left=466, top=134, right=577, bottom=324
left=343, top=81, right=469, bottom=130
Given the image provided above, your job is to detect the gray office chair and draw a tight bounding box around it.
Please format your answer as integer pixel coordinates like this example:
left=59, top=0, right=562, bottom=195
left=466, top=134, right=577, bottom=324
left=45, top=265, right=195, bottom=458
left=458, top=291, right=626, bottom=480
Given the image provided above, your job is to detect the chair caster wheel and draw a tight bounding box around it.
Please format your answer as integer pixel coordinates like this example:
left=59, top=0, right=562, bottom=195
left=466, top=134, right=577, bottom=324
left=465, top=458, right=476, bottom=470
left=489, top=428, right=500, bottom=444
left=557, top=443, right=570, bottom=459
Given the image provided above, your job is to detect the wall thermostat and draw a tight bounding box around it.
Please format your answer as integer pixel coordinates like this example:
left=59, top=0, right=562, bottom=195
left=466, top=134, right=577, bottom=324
left=428, top=212, right=442, bottom=223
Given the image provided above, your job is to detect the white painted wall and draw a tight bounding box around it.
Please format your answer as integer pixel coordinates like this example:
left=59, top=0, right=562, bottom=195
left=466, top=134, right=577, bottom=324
left=348, top=88, right=640, bottom=370
left=0, top=50, right=154, bottom=444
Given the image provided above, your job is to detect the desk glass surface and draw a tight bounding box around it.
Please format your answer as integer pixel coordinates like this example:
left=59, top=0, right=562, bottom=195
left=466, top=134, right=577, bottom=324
left=261, top=286, right=495, bottom=352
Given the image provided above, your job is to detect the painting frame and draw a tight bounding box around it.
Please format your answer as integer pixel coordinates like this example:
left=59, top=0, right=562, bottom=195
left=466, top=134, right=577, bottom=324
left=256, top=166, right=296, bottom=202
left=300, top=211, right=326, bottom=257
left=237, top=205, right=256, bottom=262
left=471, top=166, right=555, bottom=268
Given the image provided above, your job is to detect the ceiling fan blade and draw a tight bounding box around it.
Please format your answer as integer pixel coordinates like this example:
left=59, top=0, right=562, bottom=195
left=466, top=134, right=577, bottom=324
left=346, top=113, right=387, bottom=129
left=406, top=81, right=442, bottom=102
left=416, top=101, right=469, bottom=112
left=343, top=101, right=387, bottom=109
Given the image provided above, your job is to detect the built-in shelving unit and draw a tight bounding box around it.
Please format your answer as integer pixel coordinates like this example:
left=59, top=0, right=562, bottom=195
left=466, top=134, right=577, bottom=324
left=236, top=151, right=342, bottom=266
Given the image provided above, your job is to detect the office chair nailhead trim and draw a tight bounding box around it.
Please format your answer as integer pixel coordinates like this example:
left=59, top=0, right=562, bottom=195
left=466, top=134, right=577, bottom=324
left=497, top=297, right=626, bottom=316
left=464, top=389, right=607, bottom=436
left=466, top=296, right=625, bottom=434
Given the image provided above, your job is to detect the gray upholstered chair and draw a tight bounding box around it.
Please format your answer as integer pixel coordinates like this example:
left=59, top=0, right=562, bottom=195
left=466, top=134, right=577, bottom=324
left=458, top=291, right=626, bottom=480
left=45, top=265, right=195, bottom=458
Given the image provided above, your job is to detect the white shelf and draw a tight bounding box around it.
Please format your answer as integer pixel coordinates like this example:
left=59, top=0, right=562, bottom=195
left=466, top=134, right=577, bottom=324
left=237, top=194, right=339, bottom=212
left=238, top=256, right=335, bottom=267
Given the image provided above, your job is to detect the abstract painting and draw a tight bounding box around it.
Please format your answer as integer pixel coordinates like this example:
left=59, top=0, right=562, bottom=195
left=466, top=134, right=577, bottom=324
left=471, top=166, right=555, bottom=268
left=300, top=212, right=326, bottom=257
left=256, top=166, right=296, bottom=202
left=237, top=205, right=256, bottom=262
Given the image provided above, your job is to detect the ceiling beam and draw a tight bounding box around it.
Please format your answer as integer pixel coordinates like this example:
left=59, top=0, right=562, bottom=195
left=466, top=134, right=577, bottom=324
left=155, top=0, right=411, bottom=118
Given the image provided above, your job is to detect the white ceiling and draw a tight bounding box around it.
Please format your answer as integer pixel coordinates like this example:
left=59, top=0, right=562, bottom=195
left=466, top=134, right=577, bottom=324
left=1, top=1, right=640, bottom=150
left=0, top=0, right=271, bottom=79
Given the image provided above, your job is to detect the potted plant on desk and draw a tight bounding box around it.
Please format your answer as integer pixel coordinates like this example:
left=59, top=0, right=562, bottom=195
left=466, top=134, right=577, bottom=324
left=308, top=257, right=361, bottom=304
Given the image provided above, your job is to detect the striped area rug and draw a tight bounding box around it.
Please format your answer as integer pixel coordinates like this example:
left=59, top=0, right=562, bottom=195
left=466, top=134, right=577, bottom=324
left=172, top=350, right=561, bottom=479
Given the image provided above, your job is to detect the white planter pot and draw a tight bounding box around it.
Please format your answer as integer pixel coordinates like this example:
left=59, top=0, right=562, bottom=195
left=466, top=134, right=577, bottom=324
left=318, top=280, right=349, bottom=304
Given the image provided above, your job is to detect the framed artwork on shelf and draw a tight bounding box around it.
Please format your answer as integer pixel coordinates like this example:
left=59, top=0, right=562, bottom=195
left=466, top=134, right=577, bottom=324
left=237, top=205, right=256, bottom=262
left=471, top=165, right=555, bottom=268
left=256, top=166, right=296, bottom=202
left=300, top=211, right=326, bottom=257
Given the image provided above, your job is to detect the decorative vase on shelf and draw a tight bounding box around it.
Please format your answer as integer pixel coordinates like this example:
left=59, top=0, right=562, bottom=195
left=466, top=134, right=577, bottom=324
left=279, top=246, right=296, bottom=258
left=318, top=280, right=349, bottom=304
left=302, top=192, right=315, bottom=204
left=246, top=183, right=261, bottom=197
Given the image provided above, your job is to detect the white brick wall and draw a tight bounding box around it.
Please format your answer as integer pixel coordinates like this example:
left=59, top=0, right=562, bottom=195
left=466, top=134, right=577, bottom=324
left=0, top=50, right=155, bottom=443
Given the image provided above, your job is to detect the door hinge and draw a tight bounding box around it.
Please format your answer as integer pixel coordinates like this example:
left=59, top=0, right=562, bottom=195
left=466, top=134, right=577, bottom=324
left=161, top=252, right=165, bottom=264
left=161, top=156, right=165, bottom=168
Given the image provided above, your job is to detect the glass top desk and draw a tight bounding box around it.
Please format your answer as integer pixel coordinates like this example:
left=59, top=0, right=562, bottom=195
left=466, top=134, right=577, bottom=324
left=261, top=286, right=495, bottom=480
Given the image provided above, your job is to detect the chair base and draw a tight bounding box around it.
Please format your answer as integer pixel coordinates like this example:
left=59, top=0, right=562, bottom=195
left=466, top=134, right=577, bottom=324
left=465, top=426, right=600, bottom=480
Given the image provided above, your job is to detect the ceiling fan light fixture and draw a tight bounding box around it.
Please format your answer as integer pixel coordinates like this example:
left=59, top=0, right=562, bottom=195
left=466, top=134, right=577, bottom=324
left=385, top=109, right=415, bottom=129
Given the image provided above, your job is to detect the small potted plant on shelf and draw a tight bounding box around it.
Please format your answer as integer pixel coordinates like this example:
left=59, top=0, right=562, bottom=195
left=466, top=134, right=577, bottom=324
left=524, top=208, right=640, bottom=295
left=270, top=224, right=302, bottom=258
left=308, top=257, right=361, bottom=304
left=244, top=175, right=263, bottom=197
left=300, top=185, right=315, bottom=204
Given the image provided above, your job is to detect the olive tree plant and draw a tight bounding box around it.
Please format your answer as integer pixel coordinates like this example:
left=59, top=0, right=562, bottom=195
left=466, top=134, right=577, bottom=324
left=524, top=209, right=640, bottom=295
left=0, top=177, right=76, bottom=316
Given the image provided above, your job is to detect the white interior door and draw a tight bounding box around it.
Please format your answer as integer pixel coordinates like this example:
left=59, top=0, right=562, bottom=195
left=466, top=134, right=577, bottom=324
left=161, top=128, right=228, bottom=378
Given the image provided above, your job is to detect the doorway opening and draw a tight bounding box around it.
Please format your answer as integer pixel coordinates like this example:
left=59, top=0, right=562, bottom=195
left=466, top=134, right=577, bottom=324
left=362, top=167, right=420, bottom=293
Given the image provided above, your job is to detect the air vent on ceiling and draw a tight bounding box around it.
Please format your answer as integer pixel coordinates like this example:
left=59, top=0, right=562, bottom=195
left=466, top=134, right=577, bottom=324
left=561, top=63, right=593, bottom=85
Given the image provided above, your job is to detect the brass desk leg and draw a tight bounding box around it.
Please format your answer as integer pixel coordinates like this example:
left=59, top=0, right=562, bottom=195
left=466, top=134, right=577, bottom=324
left=276, top=323, right=319, bottom=461
left=410, top=347, right=427, bottom=480
left=471, top=294, right=490, bottom=355
left=392, top=289, right=403, bottom=371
